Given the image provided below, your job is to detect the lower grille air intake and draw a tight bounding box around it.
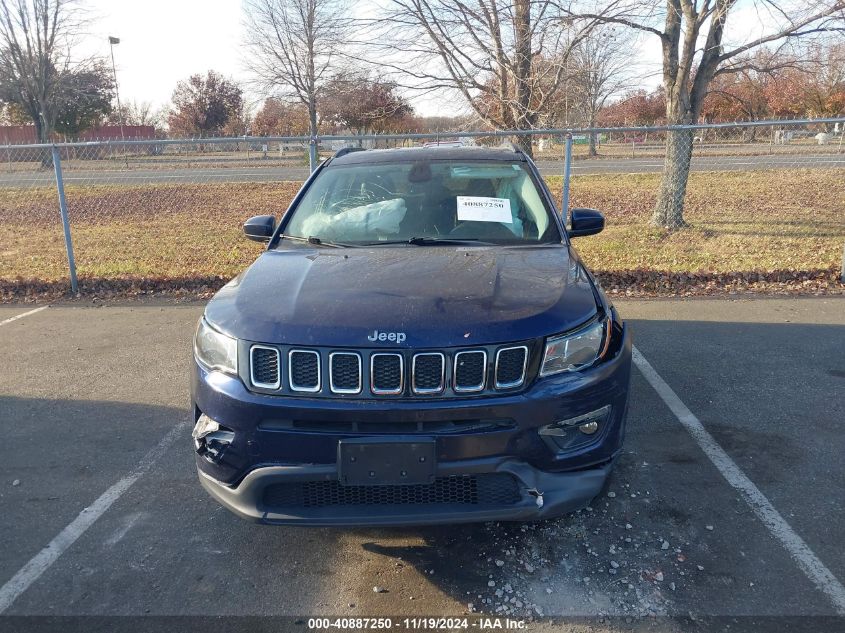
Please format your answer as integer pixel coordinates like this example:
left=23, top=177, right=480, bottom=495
left=263, top=474, right=520, bottom=509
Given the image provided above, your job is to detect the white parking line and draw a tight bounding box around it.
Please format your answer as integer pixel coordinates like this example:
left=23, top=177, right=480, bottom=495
left=0, top=306, right=48, bottom=327
left=632, top=346, right=845, bottom=615
left=0, top=421, right=186, bottom=613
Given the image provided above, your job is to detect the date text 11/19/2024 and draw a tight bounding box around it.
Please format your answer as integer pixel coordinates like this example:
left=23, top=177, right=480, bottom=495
left=307, top=617, right=528, bottom=630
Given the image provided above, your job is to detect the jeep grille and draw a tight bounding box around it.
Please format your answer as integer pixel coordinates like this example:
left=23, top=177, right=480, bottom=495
left=247, top=343, right=531, bottom=398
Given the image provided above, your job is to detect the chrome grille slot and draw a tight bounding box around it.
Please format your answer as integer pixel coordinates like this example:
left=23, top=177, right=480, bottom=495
left=453, top=350, right=487, bottom=392
left=289, top=350, right=321, bottom=392
left=329, top=352, right=361, bottom=394
left=250, top=345, right=280, bottom=389
left=495, top=346, right=528, bottom=389
left=412, top=352, right=445, bottom=394
left=371, top=353, right=403, bottom=395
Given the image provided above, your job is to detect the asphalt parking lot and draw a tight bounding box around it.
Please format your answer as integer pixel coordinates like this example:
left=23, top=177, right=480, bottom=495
left=1, top=297, right=844, bottom=632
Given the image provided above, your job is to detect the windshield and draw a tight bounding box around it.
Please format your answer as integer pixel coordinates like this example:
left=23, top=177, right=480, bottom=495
left=281, top=160, right=560, bottom=245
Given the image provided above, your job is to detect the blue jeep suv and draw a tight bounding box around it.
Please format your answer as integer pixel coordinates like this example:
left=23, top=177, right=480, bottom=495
left=191, top=145, right=632, bottom=525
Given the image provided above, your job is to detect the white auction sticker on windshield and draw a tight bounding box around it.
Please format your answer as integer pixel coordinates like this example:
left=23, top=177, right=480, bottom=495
left=456, top=196, right=513, bottom=223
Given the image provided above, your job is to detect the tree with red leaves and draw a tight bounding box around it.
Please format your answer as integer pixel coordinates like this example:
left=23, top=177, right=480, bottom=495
left=252, top=98, right=311, bottom=136
left=168, top=71, right=243, bottom=138
left=599, top=89, right=666, bottom=127
left=320, top=73, right=413, bottom=135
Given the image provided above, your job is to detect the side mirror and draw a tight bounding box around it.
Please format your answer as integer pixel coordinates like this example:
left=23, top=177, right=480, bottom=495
left=243, top=215, right=275, bottom=242
left=569, top=208, right=605, bottom=237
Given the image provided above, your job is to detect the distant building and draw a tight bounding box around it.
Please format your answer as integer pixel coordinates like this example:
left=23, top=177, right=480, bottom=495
left=0, top=124, right=156, bottom=144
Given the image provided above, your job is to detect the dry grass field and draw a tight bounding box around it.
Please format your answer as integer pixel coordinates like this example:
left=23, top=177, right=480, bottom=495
left=1, top=169, right=842, bottom=297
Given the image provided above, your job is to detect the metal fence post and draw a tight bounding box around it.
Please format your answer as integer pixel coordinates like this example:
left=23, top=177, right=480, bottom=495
left=561, top=133, right=573, bottom=224
left=51, top=145, right=79, bottom=294
left=308, top=135, right=318, bottom=173
left=841, top=241, right=845, bottom=284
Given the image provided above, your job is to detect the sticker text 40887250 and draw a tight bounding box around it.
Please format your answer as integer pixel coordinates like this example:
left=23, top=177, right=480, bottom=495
left=456, top=196, right=513, bottom=223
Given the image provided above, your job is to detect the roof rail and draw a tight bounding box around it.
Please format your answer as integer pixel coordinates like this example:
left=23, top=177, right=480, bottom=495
left=334, top=146, right=367, bottom=158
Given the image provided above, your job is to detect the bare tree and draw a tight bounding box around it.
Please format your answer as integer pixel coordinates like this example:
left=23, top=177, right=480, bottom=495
left=568, top=26, right=633, bottom=155
left=108, top=100, right=167, bottom=132
left=0, top=0, right=89, bottom=144
left=242, top=0, right=347, bottom=147
left=583, top=0, right=845, bottom=228
left=375, top=0, right=598, bottom=157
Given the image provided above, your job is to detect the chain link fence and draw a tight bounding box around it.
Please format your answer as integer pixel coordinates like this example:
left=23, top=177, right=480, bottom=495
left=1, top=119, right=843, bottom=300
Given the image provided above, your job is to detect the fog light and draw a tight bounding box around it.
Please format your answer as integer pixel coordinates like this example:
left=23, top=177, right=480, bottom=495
left=538, top=405, right=611, bottom=453
left=579, top=421, right=599, bottom=434
left=192, top=413, right=235, bottom=462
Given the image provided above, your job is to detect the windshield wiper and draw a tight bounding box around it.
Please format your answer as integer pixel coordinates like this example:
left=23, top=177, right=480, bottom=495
left=408, top=237, right=493, bottom=246
left=279, top=234, right=352, bottom=248
left=363, top=237, right=494, bottom=246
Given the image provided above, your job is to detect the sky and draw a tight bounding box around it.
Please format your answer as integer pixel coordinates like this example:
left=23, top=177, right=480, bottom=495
left=83, top=0, right=786, bottom=120
left=86, top=0, right=249, bottom=113
left=84, top=0, right=654, bottom=119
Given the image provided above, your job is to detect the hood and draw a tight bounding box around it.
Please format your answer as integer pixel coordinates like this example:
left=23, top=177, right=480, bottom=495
left=205, top=244, right=598, bottom=348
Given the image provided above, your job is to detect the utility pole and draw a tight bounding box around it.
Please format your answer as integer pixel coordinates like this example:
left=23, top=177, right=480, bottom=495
left=108, top=36, right=128, bottom=168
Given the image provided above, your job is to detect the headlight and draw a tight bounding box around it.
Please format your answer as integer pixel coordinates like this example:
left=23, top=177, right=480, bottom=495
left=540, top=318, right=608, bottom=377
left=194, top=317, right=238, bottom=375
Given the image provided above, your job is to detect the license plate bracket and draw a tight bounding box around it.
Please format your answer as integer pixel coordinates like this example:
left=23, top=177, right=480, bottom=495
left=338, top=437, right=436, bottom=486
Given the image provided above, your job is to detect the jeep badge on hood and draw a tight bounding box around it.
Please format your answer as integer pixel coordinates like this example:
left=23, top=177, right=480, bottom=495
left=367, top=330, right=407, bottom=344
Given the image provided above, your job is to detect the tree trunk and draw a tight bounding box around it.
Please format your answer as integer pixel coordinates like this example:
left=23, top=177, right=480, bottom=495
left=307, top=98, right=318, bottom=139
left=651, top=127, right=694, bottom=229
left=588, top=131, right=597, bottom=157
left=514, top=134, right=534, bottom=159
left=307, top=98, right=319, bottom=169
left=34, top=115, right=54, bottom=167
left=512, top=0, right=533, bottom=161
left=35, top=119, right=47, bottom=143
